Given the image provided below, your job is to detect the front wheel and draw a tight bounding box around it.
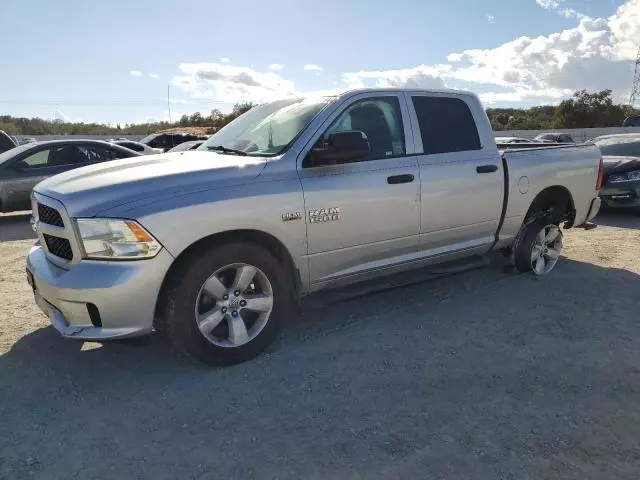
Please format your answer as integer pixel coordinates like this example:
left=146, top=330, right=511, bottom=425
left=162, top=243, right=289, bottom=365
left=514, top=221, right=563, bottom=275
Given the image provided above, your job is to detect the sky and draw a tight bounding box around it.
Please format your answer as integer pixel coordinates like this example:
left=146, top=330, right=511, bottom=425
left=0, top=0, right=638, bottom=125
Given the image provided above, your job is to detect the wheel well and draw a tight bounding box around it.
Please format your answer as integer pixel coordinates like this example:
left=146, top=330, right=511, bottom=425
left=154, top=229, right=301, bottom=328
left=524, top=186, right=575, bottom=227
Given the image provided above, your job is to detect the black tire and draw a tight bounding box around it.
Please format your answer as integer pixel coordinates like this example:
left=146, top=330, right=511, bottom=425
left=161, top=242, right=289, bottom=366
left=513, top=220, right=561, bottom=274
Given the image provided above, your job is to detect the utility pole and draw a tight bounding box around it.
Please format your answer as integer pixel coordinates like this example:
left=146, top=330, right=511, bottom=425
left=167, top=83, right=172, bottom=124
left=629, top=46, right=640, bottom=111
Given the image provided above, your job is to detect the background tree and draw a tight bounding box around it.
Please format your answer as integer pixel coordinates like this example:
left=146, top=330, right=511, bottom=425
left=1, top=91, right=636, bottom=137
left=554, top=90, right=627, bottom=129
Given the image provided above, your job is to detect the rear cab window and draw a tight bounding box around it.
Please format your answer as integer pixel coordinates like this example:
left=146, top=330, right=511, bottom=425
left=411, top=96, right=481, bottom=154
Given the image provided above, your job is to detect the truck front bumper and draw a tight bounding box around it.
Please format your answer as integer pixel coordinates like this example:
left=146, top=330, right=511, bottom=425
left=26, top=245, right=174, bottom=341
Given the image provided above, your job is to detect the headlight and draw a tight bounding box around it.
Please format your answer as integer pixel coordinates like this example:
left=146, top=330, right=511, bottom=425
left=76, top=218, right=162, bottom=260
left=609, top=170, right=640, bottom=183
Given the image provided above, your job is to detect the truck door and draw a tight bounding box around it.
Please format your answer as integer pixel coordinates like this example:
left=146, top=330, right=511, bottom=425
left=406, top=93, right=503, bottom=255
left=298, top=93, right=421, bottom=286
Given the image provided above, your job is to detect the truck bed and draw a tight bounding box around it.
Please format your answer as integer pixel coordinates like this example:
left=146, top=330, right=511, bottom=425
left=495, top=142, right=601, bottom=246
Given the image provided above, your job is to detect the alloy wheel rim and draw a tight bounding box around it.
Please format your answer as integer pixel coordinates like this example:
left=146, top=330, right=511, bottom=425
left=530, top=224, right=563, bottom=275
left=194, top=263, right=274, bottom=347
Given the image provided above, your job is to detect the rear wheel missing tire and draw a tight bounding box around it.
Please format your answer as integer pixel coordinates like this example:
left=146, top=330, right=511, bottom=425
left=162, top=243, right=289, bottom=365
left=514, top=221, right=563, bottom=275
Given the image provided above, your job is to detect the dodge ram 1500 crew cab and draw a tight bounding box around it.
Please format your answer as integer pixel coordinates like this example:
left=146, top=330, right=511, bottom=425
left=26, top=88, right=603, bottom=365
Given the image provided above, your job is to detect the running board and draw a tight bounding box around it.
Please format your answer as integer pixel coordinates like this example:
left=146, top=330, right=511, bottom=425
left=305, top=255, right=492, bottom=308
left=424, top=254, right=490, bottom=275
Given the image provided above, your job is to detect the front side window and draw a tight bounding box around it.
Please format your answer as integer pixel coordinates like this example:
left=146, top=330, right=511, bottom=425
left=315, top=96, right=406, bottom=163
left=412, top=96, right=481, bottom=155
left=20, top=146, right=77, bottom=168
left=21, top=149, right=50, bottom=168
left=199, top=97, right=333, bottom=157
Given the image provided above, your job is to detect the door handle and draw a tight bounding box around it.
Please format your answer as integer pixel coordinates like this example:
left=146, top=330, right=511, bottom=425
left=387, top=174, right=415, bottom=184
left=476, top=164, right=498, bottom=174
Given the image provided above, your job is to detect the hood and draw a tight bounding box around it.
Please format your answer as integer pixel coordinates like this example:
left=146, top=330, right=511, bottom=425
left=35, top=151, right=267, bottom=217
left=602, top=156, right=640, bottom=175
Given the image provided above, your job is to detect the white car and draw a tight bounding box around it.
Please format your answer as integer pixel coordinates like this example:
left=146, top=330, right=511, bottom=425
left=110, top=140, right=161, bottom=155
left=495, top=136, right=537, bottom=144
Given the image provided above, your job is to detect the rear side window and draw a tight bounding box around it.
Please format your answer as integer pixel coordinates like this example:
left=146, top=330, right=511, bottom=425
left=76, top=145, right=114, bottom=163
left=412, top=96, right=481, bottom=154
left=124, top=142, right=144, bottom=152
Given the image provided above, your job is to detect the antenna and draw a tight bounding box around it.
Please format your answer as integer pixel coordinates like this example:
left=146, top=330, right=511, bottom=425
left=629, top=46, right=640, bottom=110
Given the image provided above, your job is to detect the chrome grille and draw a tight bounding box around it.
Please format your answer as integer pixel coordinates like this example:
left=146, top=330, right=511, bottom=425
left=37, top=203, right=64, bottom=227
left=43, top=234, right=73, bottom=261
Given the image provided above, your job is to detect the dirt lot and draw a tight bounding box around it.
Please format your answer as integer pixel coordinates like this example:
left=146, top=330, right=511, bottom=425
left=0, top=211, right=639, bottom=479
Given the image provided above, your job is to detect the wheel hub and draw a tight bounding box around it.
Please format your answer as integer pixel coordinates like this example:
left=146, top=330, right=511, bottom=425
left=194, top=263, right=274, bottom=348
left=530, top=224, right=563, bottom=276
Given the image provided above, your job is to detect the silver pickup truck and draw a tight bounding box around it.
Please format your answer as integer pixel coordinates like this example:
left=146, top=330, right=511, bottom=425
left=26, top=88, right=602, bottom=365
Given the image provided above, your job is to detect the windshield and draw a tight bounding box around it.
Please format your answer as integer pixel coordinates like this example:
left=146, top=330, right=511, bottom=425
left=139, top=133, right=159, bottom=144
left=595, top=136, right=640, bottom=157
left=0, top=142, right=37, bottom=166
left=198, top=97, right=333, bottom=157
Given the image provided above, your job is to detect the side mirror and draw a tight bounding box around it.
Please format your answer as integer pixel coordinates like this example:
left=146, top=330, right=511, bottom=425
left=11, top=161, right=27, bottom=171
left=310, top=131, right=370, bottom=166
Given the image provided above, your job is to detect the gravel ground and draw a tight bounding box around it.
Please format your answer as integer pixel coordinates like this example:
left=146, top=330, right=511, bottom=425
left=0, top=211, right=639, bottom=479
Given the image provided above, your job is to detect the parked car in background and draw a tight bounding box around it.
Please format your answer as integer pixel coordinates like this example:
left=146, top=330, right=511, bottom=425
left=26, top=88, right=601, bottom=365
left=139, top=132, right=209, bottom=152
left=0, top=130, right=17, bottom=154
left=593, top=133, right=640, bottom=210
left=534, top=132, right=575, bottom=143
left=110, top=139, right=161, bottom=155
left=622, top=115, right=640, bottom=127
left=495, top=136, right=537, bottom=144
left=17, top=136, right=37, bottom=145
left=0, top=140, right=141, bottom=212
left=167, top=140, right=205, bottom=152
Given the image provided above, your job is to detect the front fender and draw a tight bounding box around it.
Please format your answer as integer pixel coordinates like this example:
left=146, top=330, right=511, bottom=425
left=119, top=178, right=309, bottom=288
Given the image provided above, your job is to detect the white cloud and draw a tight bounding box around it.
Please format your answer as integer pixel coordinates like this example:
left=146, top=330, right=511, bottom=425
left=168, top=1, right=639, bottom=107
left=268, top=63, right=284, bottom=71
left=341, top=64, right=451, bottom=90
left=130, top=70, right=142, bottom=77
left=171, top=62, right=296, bottom=103
left=535, top=0, right=585, bottom=20
left=219, top=57, right=230, bottom=63
left=447, top=53, right=464, bottom=62
left=536, top=0, right=561, bottom=9
left=486, top=14, right=495, bottom=24
left=148, top=73, right=159, bottom=79
left=450, top=2, right=638, bottom=96
left=303, top=64, right=323, bottom=71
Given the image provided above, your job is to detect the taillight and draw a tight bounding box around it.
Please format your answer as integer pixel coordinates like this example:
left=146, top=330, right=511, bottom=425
left=596, top=157, right=604, bottom=191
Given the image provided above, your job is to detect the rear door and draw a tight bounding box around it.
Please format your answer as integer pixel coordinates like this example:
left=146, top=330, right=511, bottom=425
left=298, top=92, right=421, bottom=286
left=2, top=144, right=79, bottom=212
left=406, top=92, right=504, bottom=256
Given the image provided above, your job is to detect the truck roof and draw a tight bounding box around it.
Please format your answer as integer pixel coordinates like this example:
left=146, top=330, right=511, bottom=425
left=334, top=87, right=479, bottom=99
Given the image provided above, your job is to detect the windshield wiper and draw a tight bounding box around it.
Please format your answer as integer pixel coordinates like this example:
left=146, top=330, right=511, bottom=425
left=206, top=145, right=248, bottom=156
